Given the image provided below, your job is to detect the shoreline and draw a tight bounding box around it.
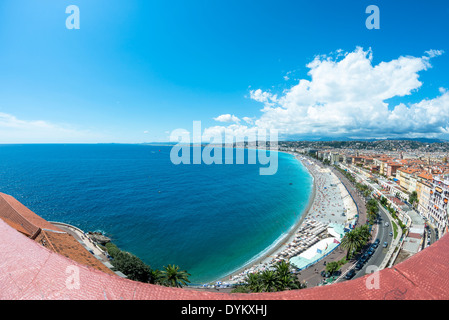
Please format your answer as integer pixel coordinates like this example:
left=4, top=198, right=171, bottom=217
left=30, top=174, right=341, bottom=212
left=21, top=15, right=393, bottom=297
left=216, top=152, right=317, bottom=284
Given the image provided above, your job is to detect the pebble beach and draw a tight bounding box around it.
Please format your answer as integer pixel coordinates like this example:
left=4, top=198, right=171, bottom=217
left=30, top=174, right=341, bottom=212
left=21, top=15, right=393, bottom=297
left=216, top=153, right=357, bottom=286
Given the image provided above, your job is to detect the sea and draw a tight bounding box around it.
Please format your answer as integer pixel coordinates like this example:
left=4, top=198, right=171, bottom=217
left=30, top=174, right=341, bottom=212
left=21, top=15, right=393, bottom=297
left=0, top=144, right=313, bottom=284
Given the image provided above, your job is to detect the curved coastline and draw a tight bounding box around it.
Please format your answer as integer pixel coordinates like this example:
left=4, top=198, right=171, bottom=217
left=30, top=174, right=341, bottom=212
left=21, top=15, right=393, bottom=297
left=216, top=152, right=316, bottom=283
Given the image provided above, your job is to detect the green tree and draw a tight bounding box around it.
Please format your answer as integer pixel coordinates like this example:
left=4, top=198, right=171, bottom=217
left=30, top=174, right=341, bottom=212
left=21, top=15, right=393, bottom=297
left=160, top=264, right=191, bottom=288
left=259, top=270, right=278, bottom=292
left=274, top=260, right=303, bottom=291
left=245, top=272, right=262, bottom=293
left=149, top=268, right=163, bottom=285
left=232, top=261, right=305, bottom=293
left=108, top=249, right=152, bottom=283
left=340, top=229, right=363, bottom=259
left=409, top=191, right=418, bottom=206
left=366, top=199, right=379, bottom=214
left=325, top=261, right=340, bottom=274
left=355, top=224, right=371, bottom=243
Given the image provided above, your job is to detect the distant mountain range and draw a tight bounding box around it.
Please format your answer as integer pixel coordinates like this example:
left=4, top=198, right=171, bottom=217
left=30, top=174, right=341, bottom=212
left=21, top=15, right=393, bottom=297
left=281, top=136, right=449, bottom=144
left=143, top=137, right=449, bottom=145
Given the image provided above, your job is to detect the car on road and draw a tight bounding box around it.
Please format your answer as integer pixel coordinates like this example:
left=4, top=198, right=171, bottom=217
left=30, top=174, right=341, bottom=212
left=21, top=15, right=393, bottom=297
left=383, top=242, right=388, bottom=248
left=321, top=271, right=331, bottom=278
left=345, top=269, right=356, bottom=280
left=355, top=262, right=363, bottom=270
left=384, top=222, right=389, bottom=227
left=372, top=239, right=380, bottom=248
left=389, top=232, right=393, bottom=237
left=360, top=252, right=370, bottom=263
left=332, top=270, right=342, bottom=277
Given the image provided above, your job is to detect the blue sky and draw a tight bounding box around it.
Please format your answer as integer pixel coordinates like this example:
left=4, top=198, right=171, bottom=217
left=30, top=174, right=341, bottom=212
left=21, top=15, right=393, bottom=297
left=0, top=0, right=448, bottom=143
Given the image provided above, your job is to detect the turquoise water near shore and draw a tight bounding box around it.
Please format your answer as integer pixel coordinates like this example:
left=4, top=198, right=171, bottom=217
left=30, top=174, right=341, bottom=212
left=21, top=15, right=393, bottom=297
left=0, top=144, right=313, bottom=284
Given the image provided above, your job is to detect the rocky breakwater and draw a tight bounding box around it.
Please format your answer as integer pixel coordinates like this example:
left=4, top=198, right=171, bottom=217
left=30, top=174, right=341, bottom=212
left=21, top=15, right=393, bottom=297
left=87, top=231, right=111, bottom=246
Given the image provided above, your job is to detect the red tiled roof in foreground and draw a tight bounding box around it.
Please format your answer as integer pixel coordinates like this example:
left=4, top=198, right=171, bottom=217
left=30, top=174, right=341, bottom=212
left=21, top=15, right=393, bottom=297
left=0, top=193, right=115, bottom=276
left=0, top=215, right=448, bottom=299
left=0, top=193, right=63, bottom=233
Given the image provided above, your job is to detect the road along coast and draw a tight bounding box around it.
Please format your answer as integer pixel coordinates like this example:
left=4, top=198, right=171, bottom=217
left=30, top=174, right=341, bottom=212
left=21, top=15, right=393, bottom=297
left=214, top=153, right=356, bottom=286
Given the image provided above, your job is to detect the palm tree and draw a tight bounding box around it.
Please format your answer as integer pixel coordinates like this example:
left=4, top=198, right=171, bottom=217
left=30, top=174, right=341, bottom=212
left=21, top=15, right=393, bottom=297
left=273, top=260, right=302, bottom=291
left=245, top=272, right=262, bottom=293
left=356, top=224, right=371, bottom=242
left=237, top=261, right=305, bottom=293
left=259, top=270, right=278, bottom=292
left=160, top=264, right=191, bottom=288
left=148, top=268, right=162, bottom=285
left=340, top=230, right=363, bottom=259
left=366, top=199, right=379, bottom=215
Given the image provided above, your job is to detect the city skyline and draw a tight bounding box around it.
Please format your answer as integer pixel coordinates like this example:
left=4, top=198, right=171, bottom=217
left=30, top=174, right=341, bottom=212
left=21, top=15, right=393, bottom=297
left=0, top=1, right=448, bottom=143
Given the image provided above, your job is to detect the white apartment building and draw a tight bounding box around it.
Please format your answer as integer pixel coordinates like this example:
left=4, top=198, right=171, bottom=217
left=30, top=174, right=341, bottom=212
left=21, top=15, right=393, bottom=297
left=427, top=175, right=449, bottom=235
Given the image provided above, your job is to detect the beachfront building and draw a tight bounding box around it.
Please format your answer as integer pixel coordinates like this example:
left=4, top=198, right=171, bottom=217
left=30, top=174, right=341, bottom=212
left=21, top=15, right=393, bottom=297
left=397, top=167, right=420, bottom=194
left=342, top=154, right=353, bottom=165
left=378, top=179, right=409, bottom=203
left=386, top=161, right=403, bottom=178
left=351, top=155, right=363, bottom=165
left=416, top=172, right=433, bottom=214
left=374, top=157, right=391, bottom=176
left=426, top=175, right=449, bottom=235
left=329, top=153, right=342, bottom=165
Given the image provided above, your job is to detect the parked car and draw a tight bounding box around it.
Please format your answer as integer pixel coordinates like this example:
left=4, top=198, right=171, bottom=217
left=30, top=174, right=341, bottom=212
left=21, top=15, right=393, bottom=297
left=355, top=262, right=363, bottom=270
left=345, top=269, right=356, bottom=280
left=321, top=270, right=331, bottom=278
left=360, top=253, right=369, bottom=263
left=332, top=270, right=342, bottom=277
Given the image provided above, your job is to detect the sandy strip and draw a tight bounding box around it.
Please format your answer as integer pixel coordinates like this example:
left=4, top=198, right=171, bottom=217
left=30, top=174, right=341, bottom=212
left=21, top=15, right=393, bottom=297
left=217, top=152, right=318, bottom=283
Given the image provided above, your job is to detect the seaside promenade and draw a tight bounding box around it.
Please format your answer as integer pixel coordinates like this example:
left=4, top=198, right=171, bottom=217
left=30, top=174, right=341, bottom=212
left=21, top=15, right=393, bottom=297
left=209, top=154, right=366, bottom=291
left=295, top=159, right=369, bottom=287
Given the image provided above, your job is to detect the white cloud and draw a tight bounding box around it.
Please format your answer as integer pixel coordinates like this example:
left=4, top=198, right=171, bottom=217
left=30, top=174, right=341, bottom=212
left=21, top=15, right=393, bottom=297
left=0, top=112, right=105, bottom=143
left=249, top=89, right=277, bottom=107
left=242, top=117, right=255, bottom=124
left=425, top=49, right=444, bottom=58
left=213, top=114, right=240, bottom=123
left=204, top=47, right=448, bottom=140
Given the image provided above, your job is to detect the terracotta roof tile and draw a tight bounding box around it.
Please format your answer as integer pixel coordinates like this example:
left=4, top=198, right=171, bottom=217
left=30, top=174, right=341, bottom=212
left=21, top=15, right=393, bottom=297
left=0, top=193, right=62, bottom=232
left=0, top=193, right=114, bottom=276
